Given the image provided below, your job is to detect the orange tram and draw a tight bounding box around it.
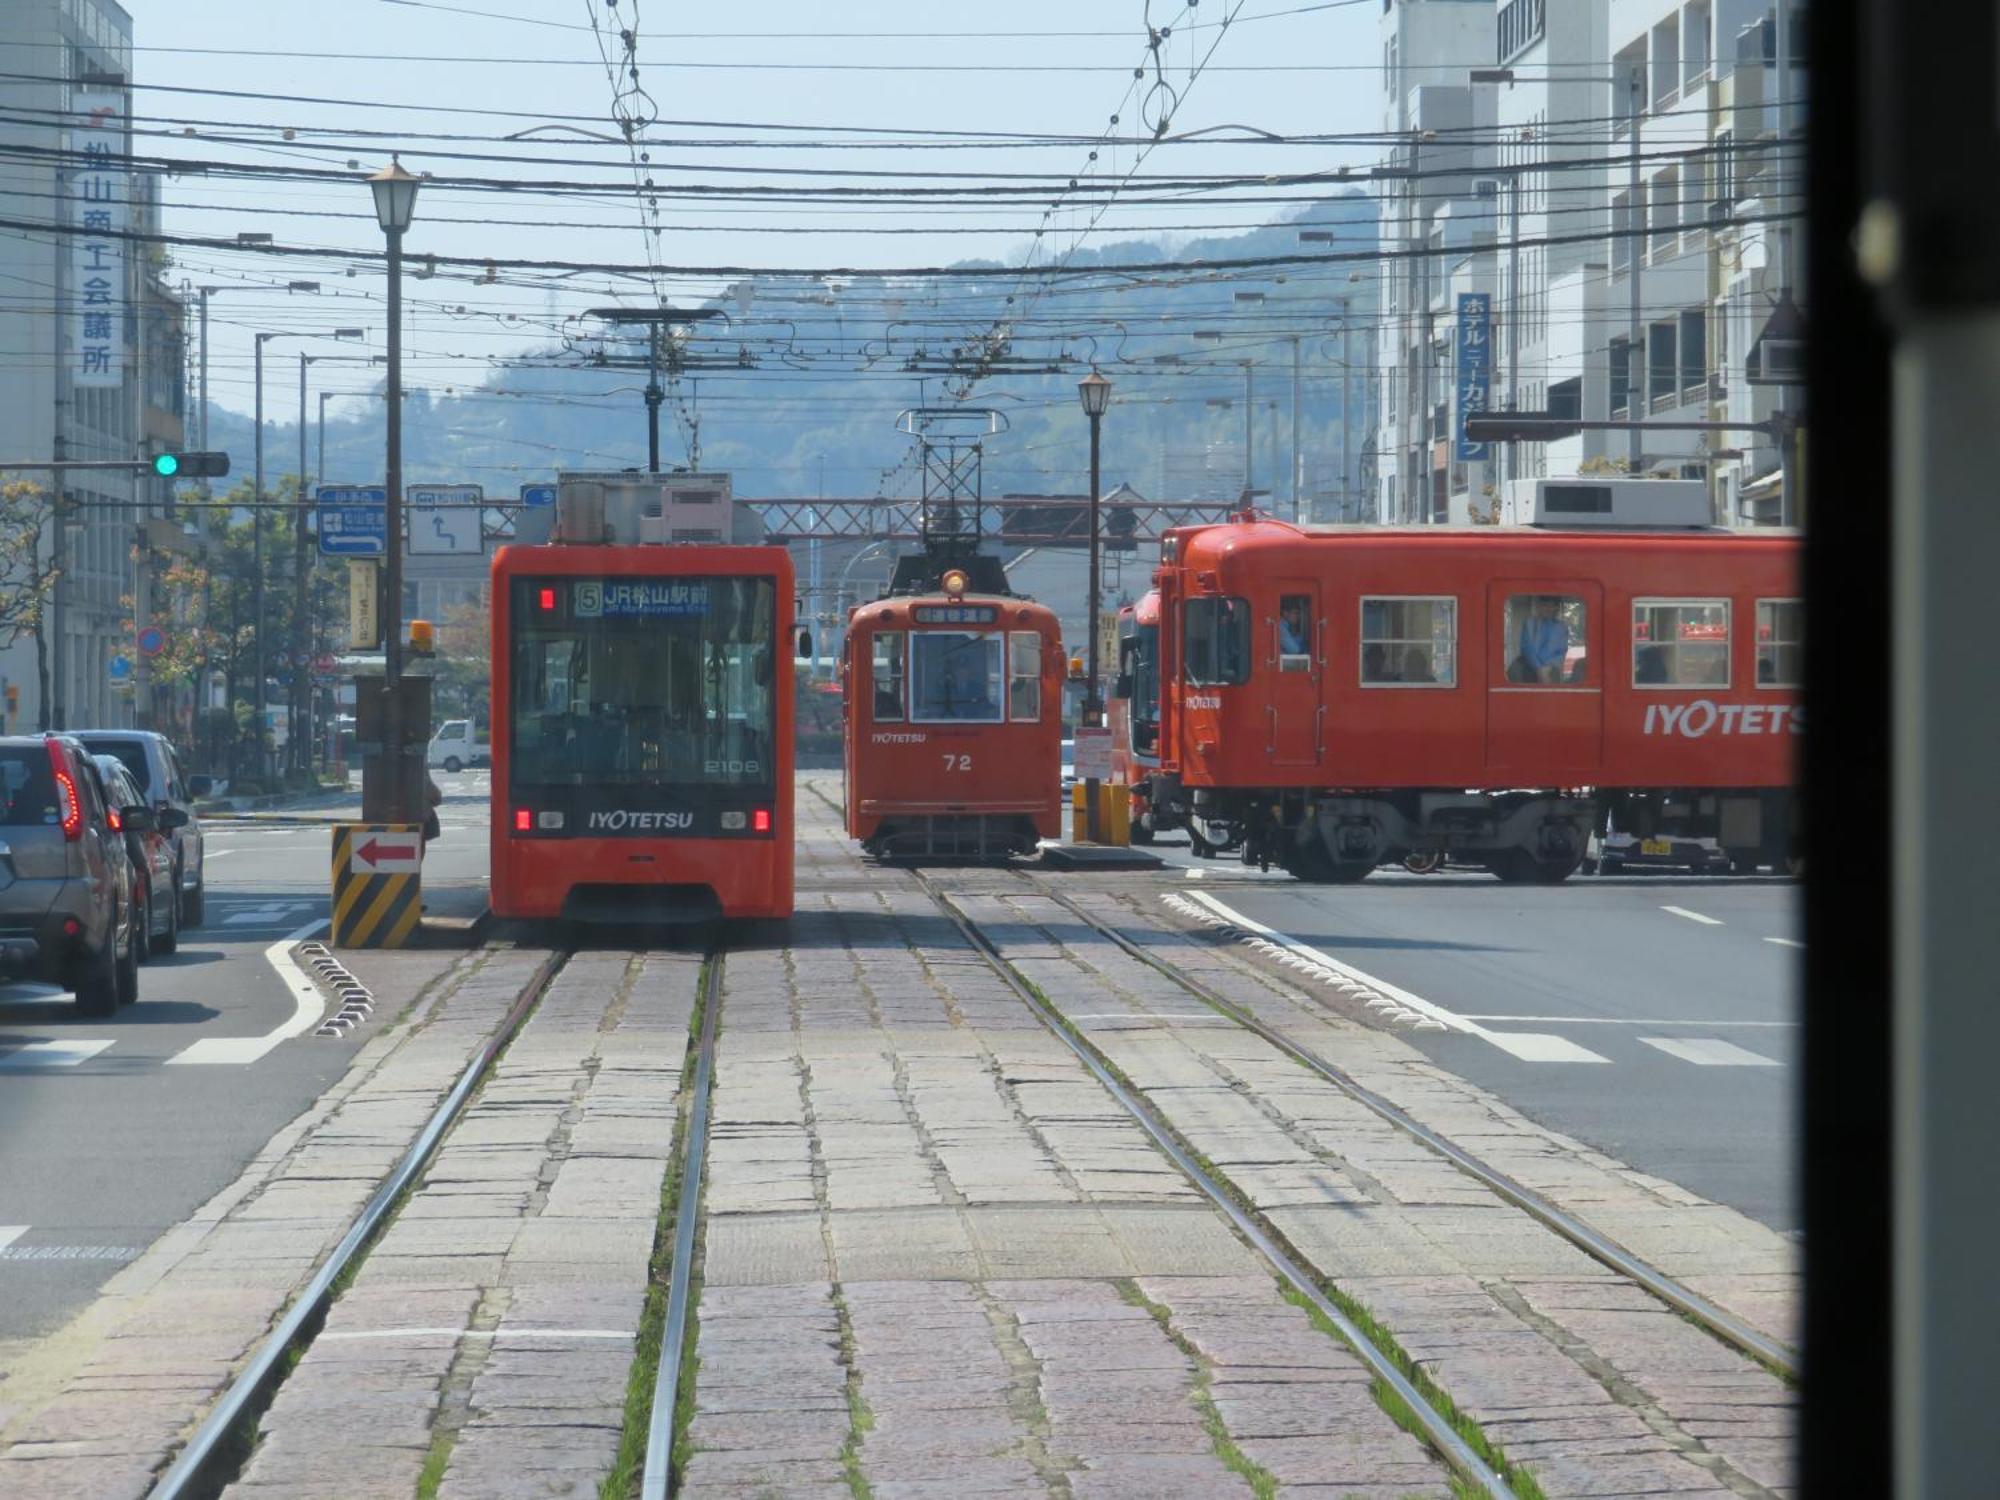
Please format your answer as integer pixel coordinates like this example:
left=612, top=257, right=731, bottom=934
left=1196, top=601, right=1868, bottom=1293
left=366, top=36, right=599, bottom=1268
left=842, top=552, right=1065, bottom=860
left=1113, top=515, right=1801, bottom=883
left=489, top=539, right=796, bottom=923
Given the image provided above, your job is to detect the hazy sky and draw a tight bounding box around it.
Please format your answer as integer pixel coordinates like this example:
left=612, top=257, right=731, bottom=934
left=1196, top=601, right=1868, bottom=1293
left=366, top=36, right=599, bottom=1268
left=112, top=1, right=1427, bottom=426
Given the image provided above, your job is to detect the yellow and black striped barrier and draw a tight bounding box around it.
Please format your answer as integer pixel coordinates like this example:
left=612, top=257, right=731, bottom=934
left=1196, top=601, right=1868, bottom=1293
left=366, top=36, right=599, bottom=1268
left=330, top=823, right=424, bottom=948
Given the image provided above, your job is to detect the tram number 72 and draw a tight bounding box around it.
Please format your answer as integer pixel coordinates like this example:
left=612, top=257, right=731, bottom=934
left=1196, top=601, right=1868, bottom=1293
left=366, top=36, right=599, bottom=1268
left=941, top=753, right=972, bottom=772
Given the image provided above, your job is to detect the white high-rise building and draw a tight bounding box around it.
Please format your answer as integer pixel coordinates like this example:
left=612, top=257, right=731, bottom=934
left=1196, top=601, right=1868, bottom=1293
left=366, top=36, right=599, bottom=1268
left=0, top=0, right=188, bottom=732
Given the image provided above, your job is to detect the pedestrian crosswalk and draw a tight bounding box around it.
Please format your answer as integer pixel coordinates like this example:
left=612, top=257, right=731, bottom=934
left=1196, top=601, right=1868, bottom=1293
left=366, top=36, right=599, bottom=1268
left=0, top=1040, right=113, bottom=1071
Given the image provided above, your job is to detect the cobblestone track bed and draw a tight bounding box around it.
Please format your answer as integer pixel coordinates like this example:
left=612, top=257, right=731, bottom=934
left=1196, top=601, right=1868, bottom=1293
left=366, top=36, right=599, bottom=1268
left=215, top=947, right=702, bottom=1500
left=0, top=945, right=554, bottom=1500
left=952, top=880, right=1796, bottom=1500
left=679, top=789, right=1455, bottom=1498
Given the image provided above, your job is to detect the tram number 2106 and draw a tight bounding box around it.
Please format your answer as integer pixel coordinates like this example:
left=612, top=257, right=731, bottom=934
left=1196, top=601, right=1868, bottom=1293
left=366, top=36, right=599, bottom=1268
left=941, top=753, right=973, bottom=772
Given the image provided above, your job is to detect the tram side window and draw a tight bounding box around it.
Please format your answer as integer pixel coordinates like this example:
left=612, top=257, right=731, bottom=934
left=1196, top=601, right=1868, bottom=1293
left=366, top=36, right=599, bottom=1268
left=911, top=632, right=1003, bottom=722
left=1360, top=596, right=1456, bottom=686
left=1504, top=594, right=1589, bottom=684
left=1632, top=599, right=1730, bottom=687
left=872, top=632, right=906, bottom=722
left=1756, top=599, right=1802, bottom=686
left=1277, top=594, right=1312, bottom=672
left=1009, top=631, right=1041, bottom=721
left=1184, top=597, right=1250, bottom=685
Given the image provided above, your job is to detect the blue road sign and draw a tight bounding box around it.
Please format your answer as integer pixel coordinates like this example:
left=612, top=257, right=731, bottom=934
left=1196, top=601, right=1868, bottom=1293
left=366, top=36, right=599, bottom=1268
left=520, top=483, right=557, bottom=508
left=317, top=485, right=388, bottom=557
left=108, top=655, right=132, bottom=681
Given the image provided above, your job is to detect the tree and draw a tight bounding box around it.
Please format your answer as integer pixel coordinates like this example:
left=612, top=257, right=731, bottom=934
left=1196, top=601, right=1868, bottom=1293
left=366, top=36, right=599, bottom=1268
left=0, top=481, right=60, bottom=727
left=433, top=596, right=491, bottom=724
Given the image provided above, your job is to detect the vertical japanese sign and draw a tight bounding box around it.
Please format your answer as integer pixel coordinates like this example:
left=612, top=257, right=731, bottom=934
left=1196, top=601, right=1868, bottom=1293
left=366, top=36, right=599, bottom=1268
left=69, top=90, right=127, bottom=390
left=1455, top=292, right=1492, bottom=463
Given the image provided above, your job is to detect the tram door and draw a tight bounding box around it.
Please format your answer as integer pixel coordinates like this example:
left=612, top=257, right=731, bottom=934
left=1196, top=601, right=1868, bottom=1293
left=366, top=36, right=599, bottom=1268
left=1484, top=580, right=1603, bottom=778
left=1268, top=582, right=1322, bottom=769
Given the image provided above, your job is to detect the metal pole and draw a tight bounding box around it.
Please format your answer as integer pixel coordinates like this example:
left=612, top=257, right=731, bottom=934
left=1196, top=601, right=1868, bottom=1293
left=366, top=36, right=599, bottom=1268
left=1628, top=72, right=1643, bottom=472
left=645, top=324, right=662, bottom=474
left=1289, top=336, right=1302, bottom=522
left=1415, top=136, right=1433, bottom=523
left=1085, top=407, right=1103, bottom=844
left=294, top=351, right=310, bottom=776
left=1339, top=299, right=1356, bottom=521
left=1241, top=362, right=1253, bottom=495
left=253, top=334, right=266, bottom=779
left=1507, top=171, right=1522, bottom=508
left=197, top=289, right=210, bottom=496
left=318, top=392, right=329, bottom=489
left=383, top=222, right=407, bottom=824
left=1772, top=0, right=1795, bottom=526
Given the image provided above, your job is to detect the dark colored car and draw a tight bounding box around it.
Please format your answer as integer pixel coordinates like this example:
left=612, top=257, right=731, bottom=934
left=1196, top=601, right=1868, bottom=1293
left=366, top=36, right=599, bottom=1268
left=92, top=755, right=182, bottom=959
left=71, top=729, right=209, bottom=926
left=0, top=735, right=141, bottom=1014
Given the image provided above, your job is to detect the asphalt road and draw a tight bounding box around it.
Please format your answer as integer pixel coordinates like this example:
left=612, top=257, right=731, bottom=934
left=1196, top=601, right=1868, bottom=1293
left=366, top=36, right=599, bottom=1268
left=0, top=770, right=493, bottom=1340
left=1144, top=839, right=1801, bottom=1234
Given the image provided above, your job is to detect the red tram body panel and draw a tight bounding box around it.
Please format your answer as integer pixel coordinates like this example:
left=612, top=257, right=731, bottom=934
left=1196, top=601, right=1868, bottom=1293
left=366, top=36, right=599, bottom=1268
left=842, top=587, right=1066, bottom=859
left=1108, top=590, right=1176, bottom=841
left=1128, top=519, right=1800, bottom=881
left=490, top=543, right=795, bottom=922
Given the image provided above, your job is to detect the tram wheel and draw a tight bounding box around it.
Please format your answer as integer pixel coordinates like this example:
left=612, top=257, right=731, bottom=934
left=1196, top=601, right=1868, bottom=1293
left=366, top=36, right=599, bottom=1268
left=1403, top=850, right=1444, bottom=875
left=1492, top=847, right=1582, bottom=885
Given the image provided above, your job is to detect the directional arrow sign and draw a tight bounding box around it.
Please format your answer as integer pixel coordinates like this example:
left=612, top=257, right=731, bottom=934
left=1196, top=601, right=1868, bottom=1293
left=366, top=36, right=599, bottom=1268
left=350, top=831, right=422, bottom=874
left=317, top=485, right=388, bottom=557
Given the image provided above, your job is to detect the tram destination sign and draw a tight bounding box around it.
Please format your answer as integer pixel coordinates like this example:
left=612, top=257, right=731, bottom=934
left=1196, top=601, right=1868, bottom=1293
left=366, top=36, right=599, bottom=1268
left=573, top=579, right=711, bottom=619
left=912, top=604, right=998, bottom=624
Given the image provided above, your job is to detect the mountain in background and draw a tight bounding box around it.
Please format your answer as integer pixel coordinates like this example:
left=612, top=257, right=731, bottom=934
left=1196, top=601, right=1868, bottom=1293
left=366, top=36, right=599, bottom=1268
left=203, top=195, right=1379, bottom=512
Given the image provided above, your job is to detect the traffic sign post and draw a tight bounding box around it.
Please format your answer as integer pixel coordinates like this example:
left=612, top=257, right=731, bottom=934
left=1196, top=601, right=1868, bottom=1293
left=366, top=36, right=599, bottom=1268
left=317, top=485, right=388, bottom=557
left=107, top=654, right=132, bottom=683
left=407, top=483, right=484, bottom=556
left=520, top=483, right=557, bottom=508
left=330, top=823, right=423, bottom=948
left=136, top=626, right=166, bottom=658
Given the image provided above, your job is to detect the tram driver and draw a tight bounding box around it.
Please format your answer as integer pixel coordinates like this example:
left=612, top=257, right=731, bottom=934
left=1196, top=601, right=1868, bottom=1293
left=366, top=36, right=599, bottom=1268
left=1516, top=595, right=1571, bottom=683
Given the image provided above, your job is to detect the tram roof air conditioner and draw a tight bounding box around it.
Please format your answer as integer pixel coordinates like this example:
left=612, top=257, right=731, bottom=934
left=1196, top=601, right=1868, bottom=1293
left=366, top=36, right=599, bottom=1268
left=1502, top=478, right=1711, bottom=529
left=553, top=471, right=759, bottom=544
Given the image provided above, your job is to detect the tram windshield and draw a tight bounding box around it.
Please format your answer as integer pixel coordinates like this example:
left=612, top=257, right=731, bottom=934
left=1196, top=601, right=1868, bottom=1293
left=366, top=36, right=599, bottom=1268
left=508, top=574, right=777, bottom=789
left=910, top=632, right=1003, bottom=722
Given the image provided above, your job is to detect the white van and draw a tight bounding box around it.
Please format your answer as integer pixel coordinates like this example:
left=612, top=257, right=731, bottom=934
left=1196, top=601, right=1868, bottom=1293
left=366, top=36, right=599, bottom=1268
left=426, top=720, right=489, bottom=772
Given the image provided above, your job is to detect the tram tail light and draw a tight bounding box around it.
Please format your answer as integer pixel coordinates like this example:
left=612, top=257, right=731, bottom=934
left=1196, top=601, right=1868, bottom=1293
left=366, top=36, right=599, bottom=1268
left=514, top=808, right=532, bottom=832
left=752, top=808, right=771, bottom=833
left=538, top=587, right=556, bottom=611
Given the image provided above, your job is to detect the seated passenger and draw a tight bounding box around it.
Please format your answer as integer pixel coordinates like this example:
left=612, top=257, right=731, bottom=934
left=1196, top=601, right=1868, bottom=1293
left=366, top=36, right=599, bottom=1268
left=1400, top=646, right=1435, bottom=684
left=1635, top=644, right=1669, bottom=684
left=1363, top=643, right=1394, bottom=683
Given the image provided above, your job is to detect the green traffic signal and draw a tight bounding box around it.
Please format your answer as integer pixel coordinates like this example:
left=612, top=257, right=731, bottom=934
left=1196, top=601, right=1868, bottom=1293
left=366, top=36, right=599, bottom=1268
left=150, top=451, right=230, bottom=479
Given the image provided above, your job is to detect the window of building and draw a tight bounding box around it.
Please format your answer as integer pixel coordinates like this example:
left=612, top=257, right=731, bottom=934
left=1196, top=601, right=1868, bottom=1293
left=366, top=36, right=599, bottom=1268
left=1008, top=631, right=1041, bottom=720
left=1506, top=594, right=1590, bottom=684
left=1649, top=320, right=1678, bottom=410
left=1361, top=597, right=1456, bottom=686
left=1684, top=0, right=1713, bottom=85
left=1184, top=597, right=1251, bottom=685
left=911, top=632, right=1003, bottom=722
left=1650, top=165, right=1680, bottom=255
left=1756, top=599, right=1803, bottom=686
left=1633, top=599, right=1730, bottom=686
left=1277, top=594, right=1313, bottom=670
left=1612, top=190, right=1636, bottom=277
left=1651, top=17, right=1681, bottom=105
left=1711, top=131, right=1735, bottom=217
left=871, top=631, right=905, bottom=721
left=1549, top=376, right=1583, bottom=424
left=1679, top=308, right=1708, bottom=399
left=1681, top=151, right=1707, bottom=240
left=1610, top=337, right=1632, bottom=418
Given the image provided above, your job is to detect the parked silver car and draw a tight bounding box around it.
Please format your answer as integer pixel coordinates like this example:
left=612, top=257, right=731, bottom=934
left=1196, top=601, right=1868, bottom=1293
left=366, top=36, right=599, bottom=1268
left=0, top=735, right=141, bottom=1014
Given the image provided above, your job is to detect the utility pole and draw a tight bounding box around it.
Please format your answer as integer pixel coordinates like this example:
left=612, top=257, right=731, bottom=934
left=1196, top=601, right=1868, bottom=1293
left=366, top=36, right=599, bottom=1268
left=294, top=351, right=310, bottom=776
left=1289, top=336, right=1302, bottom=522
left=1628, top=70, right=1644, bottom=472
left=1411, top=134, right=1433, bottom=524
left=1241, top=361, right=1254, bottom=496
left=253, top=332, right=266, bottom=777
left=1337, top=299, right=1356, bottom=521
left=1507, top=170, right=1523, bottom=503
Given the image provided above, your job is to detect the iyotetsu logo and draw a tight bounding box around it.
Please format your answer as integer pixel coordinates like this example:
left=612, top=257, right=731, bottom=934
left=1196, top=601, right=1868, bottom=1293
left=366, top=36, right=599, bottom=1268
left=872, top=732, right=927, bottom=744
left=1641, top=701, right=1803, bottom=737
left=588, top=810, right=694, bottom=831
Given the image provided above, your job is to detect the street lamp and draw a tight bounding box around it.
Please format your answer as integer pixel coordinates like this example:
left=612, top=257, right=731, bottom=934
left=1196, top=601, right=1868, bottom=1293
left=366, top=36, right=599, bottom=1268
left=1077, top=369, right=1112, bottom=844
left=368, top=157, right=419, bottom=823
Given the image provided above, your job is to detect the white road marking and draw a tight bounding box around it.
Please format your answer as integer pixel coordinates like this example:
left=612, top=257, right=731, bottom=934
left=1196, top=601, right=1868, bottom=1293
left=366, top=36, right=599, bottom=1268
left=1459, top=1014, right=1795, bottom=1027
left=223, top=902, right=308, bottom=927
left=1640, top=1036, right=1782, bottom=1067
left=1180, top=892, right=1610, bottom=1064
left=1661, top=905, right=1724, bottom=926
left=1763, top=936, right=1804, bottom=949
left=0, top=1040, right=113, bottom=1070
left=0, top=1226, right=27, bottom=1251
left=166, top=918, right=330, bottom=1066
left=319, top=1327, right=632, bottom=1342
left=0, top=1243, right=137, bottom=1262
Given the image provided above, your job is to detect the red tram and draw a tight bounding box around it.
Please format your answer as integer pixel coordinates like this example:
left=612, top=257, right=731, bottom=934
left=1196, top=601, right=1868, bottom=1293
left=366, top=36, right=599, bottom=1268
left=842, top=556, right=1065, bottom=859
left=1109, top=590, right=1179, bottom=843
left=1119, top=516, right=1800, bottom=882
left=490, top=539, right=795, bottom=922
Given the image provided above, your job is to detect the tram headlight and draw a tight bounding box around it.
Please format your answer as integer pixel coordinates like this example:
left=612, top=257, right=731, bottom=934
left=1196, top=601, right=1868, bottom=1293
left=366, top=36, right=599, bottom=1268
left=941, top=568, right=968, bottom=598
left=721, top=810, right=746, bottom=830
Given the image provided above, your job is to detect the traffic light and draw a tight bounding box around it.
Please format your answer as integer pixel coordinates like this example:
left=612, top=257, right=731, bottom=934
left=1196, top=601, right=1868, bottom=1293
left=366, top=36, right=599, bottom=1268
left=151, top=451, right=230, bottom=479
